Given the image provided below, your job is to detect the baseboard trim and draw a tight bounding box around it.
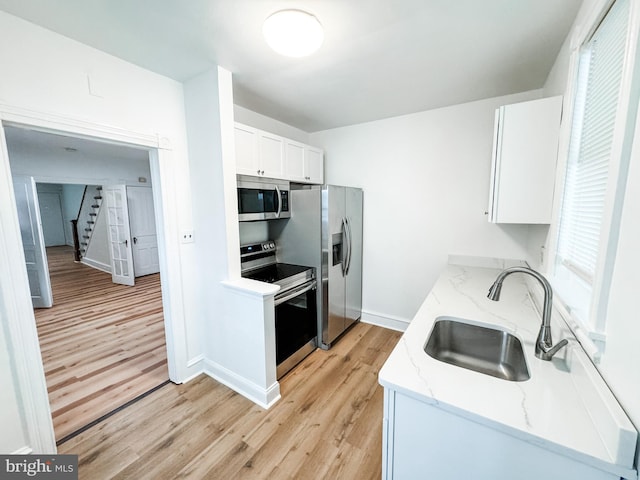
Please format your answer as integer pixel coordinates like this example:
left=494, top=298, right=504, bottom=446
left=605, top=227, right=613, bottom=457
left=361, top=310, right=410, bottom=332
left=203, top=359, right=281, bottom=409
left=80, top=257, right=111, bottom=274
left=12, top=446, right=33, bottom=455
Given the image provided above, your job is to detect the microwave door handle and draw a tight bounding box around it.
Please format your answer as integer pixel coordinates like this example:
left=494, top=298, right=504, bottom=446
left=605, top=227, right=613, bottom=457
left=274, top=185, right=282, bottom=218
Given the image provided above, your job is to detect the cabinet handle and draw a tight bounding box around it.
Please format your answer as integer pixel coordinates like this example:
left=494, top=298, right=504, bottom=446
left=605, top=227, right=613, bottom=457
left=261, top=170, right=265, bottom=175
left=257, top=169, right=261, bottom=174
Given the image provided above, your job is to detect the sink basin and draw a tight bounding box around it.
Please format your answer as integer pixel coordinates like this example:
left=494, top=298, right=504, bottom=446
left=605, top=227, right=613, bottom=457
left=424, top=318, right=530, bottom=381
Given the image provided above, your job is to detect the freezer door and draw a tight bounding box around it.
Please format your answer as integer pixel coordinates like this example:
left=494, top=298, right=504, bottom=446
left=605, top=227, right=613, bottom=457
left=324, top=185, right=346, bottom=346
left=344, top=188, right=363, bottom=328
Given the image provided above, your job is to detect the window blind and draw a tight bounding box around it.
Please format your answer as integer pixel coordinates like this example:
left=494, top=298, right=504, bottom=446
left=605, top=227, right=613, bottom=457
left=556, top=0, right=629, bottom=285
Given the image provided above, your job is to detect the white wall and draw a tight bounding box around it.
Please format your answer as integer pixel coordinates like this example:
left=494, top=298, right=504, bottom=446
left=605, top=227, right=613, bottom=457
left=0, top=10, right=206, bottom=452
left=309, top=90, right=541, bottom=324
left=8, top=141, right=152, bottom=186
left=0, top=310, right=28, bottom=454
left=186, top=69, right=279, bottom=404
left=61, top=184, right=84, bottom=246
left=184, top=69, right=231, bottom=365
left=234, top=105, right=310, bottom=144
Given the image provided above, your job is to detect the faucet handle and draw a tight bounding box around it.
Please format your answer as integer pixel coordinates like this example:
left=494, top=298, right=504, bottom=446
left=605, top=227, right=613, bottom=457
left=536, top=338, right=569, bottom=361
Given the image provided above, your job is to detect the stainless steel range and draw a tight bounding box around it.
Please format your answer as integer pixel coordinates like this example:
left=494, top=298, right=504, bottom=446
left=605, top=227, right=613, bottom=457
left=240, top=240, right=317, bottom=379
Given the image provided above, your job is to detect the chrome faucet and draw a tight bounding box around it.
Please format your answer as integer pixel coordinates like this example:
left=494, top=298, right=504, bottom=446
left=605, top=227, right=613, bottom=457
left=487, top=266, right=568, bottom=361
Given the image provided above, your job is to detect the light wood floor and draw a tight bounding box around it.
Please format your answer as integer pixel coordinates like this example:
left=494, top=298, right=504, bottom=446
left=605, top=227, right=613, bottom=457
left=35, top=246, right=168, bottom=441
left=58, top=322, right=402, bottom=479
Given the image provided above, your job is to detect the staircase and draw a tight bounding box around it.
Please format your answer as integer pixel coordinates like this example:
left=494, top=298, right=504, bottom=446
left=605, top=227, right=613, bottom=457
left=72, top=185, right=103, bottom=260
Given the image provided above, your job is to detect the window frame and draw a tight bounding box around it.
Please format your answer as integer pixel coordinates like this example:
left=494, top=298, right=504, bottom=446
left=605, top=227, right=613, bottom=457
left=547, top=0, right=640, bottom=356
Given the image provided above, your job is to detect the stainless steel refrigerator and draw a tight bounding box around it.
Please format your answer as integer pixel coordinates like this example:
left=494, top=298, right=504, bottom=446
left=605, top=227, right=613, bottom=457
left=322, top=185, right=363, bottom=347
left=273, top=184, right=363, bottom=349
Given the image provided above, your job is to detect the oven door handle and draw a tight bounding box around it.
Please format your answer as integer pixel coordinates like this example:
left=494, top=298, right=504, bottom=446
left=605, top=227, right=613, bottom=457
left=274, top=185, right=282, bottom=218
left=274, top=280, right=317, bottom=306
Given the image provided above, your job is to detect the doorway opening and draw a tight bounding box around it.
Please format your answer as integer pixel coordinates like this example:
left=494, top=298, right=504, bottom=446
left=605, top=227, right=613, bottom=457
left=4, top=125, right=170, bottom=442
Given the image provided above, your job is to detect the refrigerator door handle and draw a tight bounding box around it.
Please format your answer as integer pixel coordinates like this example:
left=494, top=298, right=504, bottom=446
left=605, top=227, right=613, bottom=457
left=345, top=217, right=353, bottom=275
left=341, top=217, right=348, bottom=277
left=274, top=185, right=282, bottom=218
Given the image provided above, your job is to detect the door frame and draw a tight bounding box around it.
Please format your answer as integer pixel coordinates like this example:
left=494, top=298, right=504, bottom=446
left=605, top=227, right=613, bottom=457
left=0, top=104, right=188, bottom=453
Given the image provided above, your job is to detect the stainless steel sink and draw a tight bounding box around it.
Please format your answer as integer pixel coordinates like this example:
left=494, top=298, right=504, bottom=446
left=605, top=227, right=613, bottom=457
left=424, top=318, right=530, bottom=381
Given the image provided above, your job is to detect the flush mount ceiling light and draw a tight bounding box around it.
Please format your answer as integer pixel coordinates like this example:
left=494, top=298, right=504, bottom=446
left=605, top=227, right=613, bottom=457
left=263, top=9, right=324, bottom=57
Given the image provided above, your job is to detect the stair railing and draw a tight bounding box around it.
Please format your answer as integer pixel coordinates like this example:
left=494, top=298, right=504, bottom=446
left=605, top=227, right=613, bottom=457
left=71, top=186, right=88, bottom=261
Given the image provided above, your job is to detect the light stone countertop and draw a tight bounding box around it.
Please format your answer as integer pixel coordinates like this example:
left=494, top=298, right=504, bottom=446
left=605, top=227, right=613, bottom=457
left=378, top=259, right=638, bottom=479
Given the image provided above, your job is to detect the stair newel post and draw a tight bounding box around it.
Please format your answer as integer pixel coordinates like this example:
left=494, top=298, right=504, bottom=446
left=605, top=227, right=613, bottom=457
left=71, top=219, right=81, bottom=261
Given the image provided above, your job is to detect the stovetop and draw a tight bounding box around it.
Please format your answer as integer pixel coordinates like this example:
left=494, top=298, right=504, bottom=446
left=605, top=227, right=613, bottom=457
left=240, top=241, right=315, bottom=291
left=244, top=263, right=311, bottom=283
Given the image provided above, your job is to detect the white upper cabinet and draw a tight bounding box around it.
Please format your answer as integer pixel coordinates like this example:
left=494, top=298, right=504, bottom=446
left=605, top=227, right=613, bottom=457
left=284, top=140, right=324, bottom=184
left=488, top=96, right=563, bottom=224
left=257, top=130, right=285, bottom=178
left=235, top=123, right=260, bottom=175
left=304, top=146, right=324, bottom=184
left=235, top=122, right=323, bottom=184
left=284, top=140, right=305, bottom=181
left=234, top=123, right=284, bottom=178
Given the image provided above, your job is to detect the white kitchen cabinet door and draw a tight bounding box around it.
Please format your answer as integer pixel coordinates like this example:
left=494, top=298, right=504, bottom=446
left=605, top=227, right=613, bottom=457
left=235, top=122, right=323, bottom=182
left=488, top=96, right=563, bottom=224
left=284, top=141, right=324, bottom=184
left=258, top=130, right=284, bottom=178
left=235, top=124, right=260, bottom=176
left=304, top=146, right=324, bottom=184
left=284, top=139, right=306, bottom=182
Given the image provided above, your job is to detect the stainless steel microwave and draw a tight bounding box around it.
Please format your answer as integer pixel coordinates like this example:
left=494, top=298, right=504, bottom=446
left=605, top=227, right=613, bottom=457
left=237, top=176, right=290, bottom=221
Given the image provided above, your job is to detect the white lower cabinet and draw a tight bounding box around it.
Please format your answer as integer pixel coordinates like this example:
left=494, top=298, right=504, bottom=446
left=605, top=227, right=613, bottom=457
left=382, top=388, right=619, bottom=480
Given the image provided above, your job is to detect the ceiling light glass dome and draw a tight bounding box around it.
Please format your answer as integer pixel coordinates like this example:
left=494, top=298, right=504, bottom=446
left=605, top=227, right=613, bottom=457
left=263, top=10, right=324, bottom=57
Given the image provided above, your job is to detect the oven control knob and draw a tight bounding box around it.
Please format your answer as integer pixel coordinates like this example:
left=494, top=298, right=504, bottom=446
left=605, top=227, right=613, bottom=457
left=270, top=242, right=275, bottom=248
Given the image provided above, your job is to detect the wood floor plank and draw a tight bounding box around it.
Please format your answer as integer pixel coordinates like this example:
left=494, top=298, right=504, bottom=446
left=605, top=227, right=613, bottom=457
left=58, top=322, right=402, bottom=479
left=35, top=246, right=168, bottom=440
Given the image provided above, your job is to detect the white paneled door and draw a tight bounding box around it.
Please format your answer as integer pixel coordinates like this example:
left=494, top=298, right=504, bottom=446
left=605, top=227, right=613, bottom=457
left=12, top=175, right=53, bottom=307
left=37, top=191, right=66, bottom=246
left=104, top=185, right=135, bottom=286
left=126, top=186, right=159, bottom=277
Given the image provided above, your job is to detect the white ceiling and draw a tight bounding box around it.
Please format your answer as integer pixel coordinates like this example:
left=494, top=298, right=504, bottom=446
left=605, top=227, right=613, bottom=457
left=4, top=126, right=149, bottom=162
left=0, top=0, right=583, bottom=132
